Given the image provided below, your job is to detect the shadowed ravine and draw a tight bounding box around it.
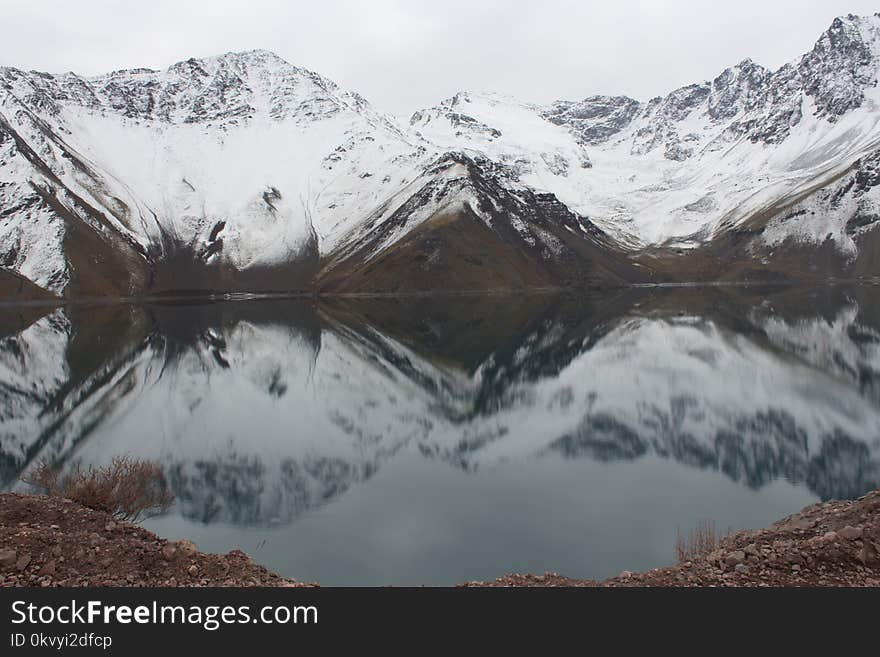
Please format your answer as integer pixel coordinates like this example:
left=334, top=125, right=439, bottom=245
left=1, top=285, right=879, bottom=584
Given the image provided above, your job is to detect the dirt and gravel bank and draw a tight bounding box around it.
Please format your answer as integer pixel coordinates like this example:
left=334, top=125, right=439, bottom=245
left=2, top=489, right=879, bottom=587
left=0, top=493, right=313, bottom=587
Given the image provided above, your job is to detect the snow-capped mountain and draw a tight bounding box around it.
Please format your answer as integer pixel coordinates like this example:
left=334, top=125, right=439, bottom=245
left=4, top=14, right=880, bottom=297
left=405, top=14, right=880, bottom=256
left=0, top=50, right=426, bottom=295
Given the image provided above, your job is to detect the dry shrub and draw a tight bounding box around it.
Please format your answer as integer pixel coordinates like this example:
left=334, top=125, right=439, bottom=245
left=675, top=519, right=720, bottom=564
left=22, top=456, right=174, bottom=523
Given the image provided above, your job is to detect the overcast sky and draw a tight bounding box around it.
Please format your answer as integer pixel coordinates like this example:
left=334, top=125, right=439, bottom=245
left=1, top=1, right=877, bottom=117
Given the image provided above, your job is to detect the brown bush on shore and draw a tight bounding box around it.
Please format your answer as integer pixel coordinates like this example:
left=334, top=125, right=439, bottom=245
left=22, top=457, right=174, bottom=523
left=675, top=519, right=721, bottom=564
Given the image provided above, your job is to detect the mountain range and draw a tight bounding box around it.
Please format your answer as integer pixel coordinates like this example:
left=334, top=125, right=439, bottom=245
left=3, top=13, right=880, bottom=298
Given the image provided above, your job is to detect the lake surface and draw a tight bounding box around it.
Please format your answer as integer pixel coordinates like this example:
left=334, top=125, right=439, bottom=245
left=2, top=285, right=880, bottom=585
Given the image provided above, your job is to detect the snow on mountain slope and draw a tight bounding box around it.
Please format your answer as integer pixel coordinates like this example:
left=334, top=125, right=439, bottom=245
left=54, top=52, right=427, bottom=255
left=4, top=14, right=880, bottom=295
left=0, top=109, right=66, bottom=291
left=758, top=145, right=880, bottom=260
left=0, top=85, right=156, bottom=296
left=407, top=14, right=880, bottom=254
left=0, top=50, right=430, bottom=294
left=318, top=151, right=645, bottom=292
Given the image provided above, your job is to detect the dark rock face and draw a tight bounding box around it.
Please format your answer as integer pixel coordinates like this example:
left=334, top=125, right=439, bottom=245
left=735, top=14, right=880, bottom=143
left=629, top=84, right=711, bottom=160
left=544, top=55, right=781, bottom=157
left=551, top=14, right=880, bottom=156
left=732, top=62, right=803, bottom=144
left=799, top=15, right=878, bottom=121
left=658, top=84, right=712, bottom=123
left=853, top=150, right=880, bottom=196
left=542, top=96, right=641, bottom=145
left=0, top=50, right=356, bottom=128
left=410, top=93, right=504, bottom=141
left=442, top=112, right=502, bottom=139
left=708, top=59, right=768, bottom=121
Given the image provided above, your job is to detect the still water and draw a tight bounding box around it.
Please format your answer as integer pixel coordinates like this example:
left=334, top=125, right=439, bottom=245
left=2, top=285, right=879, bottom=585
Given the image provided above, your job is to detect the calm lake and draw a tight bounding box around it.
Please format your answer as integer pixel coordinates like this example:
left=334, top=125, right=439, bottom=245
left=2, top=284, right=879, bottom=585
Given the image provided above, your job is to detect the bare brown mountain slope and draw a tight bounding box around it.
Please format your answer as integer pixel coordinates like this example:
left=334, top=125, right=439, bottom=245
left=317, top=154, right=650, bottom=293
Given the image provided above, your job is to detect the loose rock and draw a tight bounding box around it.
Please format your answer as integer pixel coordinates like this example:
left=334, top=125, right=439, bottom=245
left=0, top=548, right=17, bottom=568
left=838, top=526, right=863, bottom=541
left=0, top=493, right=311, bottom=588
left=724, top=551, right=746, bottom=567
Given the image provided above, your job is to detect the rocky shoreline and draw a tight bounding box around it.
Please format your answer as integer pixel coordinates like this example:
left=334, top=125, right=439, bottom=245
left=0, top=494, right=313, bottom=587
left=1, top=490, right=879, bottom=587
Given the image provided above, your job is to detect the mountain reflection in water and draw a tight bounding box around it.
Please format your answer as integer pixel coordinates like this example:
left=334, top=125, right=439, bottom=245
left=2, top=285, right=879, bottom=585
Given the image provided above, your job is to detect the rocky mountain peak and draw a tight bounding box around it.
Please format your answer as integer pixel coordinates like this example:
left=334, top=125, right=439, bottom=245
left=708, top=59, right=768, bottom=121
left=0, top=49, right=381, bottom=128
left=441, top=91, right=471, bottom=109
left=409, top=92, right=508, bottom=141
left=542, top=95, right=641, bottom=145
left=796, top=13, right=880, bottom=121
left=5, top=14, right=880, bottom=299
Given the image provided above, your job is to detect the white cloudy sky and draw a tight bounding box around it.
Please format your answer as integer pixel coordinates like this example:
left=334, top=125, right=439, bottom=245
left=1, top=0, right=877, bottom=116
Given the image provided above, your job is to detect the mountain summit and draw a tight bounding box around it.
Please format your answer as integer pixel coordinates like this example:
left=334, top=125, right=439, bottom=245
left=3, top=15, right=880, bottom=298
